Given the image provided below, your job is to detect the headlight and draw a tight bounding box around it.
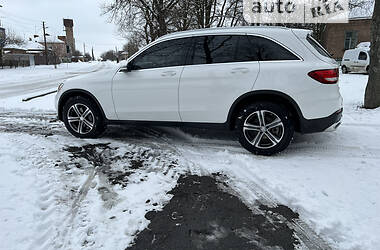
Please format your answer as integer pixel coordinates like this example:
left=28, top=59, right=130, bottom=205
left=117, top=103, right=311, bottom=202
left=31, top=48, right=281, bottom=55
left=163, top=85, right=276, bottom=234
left=57, top=82, right=64, bottom=92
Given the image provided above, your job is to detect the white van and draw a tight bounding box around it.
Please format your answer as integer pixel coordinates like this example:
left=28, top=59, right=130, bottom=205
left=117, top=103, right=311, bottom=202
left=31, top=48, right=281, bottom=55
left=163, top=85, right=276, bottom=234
left=341, top=48, right=370, bottom=74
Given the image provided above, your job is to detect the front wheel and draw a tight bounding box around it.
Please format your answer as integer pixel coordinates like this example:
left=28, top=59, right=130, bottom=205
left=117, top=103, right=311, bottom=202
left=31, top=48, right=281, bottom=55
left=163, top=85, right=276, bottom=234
left=62, top=96, right=105, bottom=138
left=237, top=102, right=294, bottom=156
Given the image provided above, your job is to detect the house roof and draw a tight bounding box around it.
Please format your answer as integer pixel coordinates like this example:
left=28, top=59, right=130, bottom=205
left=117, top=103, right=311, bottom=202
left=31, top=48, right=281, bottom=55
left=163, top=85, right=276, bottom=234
left=38, top=36, right=65, bottom=44
left=3, top=44, right=26, bottom=51
left=24, top=41, right=45, bottom=51
left=4, top=41, right=45, bottom=51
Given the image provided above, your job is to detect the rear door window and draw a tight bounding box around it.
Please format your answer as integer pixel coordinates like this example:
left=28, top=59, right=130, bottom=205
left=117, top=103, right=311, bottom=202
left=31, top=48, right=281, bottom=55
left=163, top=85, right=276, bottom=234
left=236, top=36, right=260, bottom=62
left=190, top=35, right=238, bottom=65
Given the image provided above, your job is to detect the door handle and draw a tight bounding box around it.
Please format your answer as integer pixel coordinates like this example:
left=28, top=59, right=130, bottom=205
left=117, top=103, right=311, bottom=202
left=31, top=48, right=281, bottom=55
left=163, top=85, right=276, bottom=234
left=161, top=71, right=177, bottom=77
left=231, top=68, right=249, bottom=74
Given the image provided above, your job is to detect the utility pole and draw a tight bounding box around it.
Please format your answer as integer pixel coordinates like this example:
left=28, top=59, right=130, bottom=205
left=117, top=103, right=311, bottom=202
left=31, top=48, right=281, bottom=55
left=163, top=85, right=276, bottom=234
left=83, top=43, right=86, bottom=58
left=91, top=46, right=95, bottom=61
left=0, top=4, right=3, bottom=27
left=115, top=46, right=119, bottom=63
left=42, top=21, right=48, bottom=65
left=0, top=5, right=3, bottom=68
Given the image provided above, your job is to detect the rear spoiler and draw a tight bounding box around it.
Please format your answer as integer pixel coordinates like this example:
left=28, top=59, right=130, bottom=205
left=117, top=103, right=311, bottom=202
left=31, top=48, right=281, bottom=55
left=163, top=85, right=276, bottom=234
left=291, top=29, right=312, bottom=40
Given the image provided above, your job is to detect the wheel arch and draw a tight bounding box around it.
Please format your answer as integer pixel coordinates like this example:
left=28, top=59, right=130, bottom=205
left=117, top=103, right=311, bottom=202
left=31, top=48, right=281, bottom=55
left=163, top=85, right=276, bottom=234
left=227, top=90, right=303, bottom=132
left=58, top=89, right=106, bottom=121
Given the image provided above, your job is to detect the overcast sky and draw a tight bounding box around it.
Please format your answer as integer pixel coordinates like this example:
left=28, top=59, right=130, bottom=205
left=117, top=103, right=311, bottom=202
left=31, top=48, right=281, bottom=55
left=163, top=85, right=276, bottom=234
left=0, top=0, right=125, bottom=57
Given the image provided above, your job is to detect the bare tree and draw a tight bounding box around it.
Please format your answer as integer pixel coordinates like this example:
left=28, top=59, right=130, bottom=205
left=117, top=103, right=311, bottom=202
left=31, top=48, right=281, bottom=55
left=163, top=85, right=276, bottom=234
left=103, top=0, right=245, bottom=44
left=102, top=0, right=180, bottom=43
left=123, top=33, right=141, bottom=57
left=364, top=0, right=380, bottom=108
left=4, top=29, right=24, bottom=45
left=72, top=50, right=82, bottom=57
left=84, top=53, right=92, bottom=61
left=101, top=50, right=118, bottom=61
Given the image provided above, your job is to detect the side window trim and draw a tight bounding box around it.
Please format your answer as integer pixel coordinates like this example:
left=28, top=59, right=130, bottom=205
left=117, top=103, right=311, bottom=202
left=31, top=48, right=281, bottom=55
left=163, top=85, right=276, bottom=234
left=246, top=34, right=303, bottom=62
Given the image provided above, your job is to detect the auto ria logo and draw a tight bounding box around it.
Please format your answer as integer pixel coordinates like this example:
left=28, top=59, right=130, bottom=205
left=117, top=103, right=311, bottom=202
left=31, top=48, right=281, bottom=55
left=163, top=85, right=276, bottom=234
left=244, top=0, right=349, bottom=23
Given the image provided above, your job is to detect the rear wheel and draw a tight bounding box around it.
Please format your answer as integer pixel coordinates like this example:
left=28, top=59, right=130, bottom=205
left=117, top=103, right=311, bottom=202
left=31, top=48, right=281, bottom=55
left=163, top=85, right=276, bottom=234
left=342, top=65, right=348, bottom=74
left=237, top=102, right=294, bottom=155
left=62, top=96, right=105, bottom=138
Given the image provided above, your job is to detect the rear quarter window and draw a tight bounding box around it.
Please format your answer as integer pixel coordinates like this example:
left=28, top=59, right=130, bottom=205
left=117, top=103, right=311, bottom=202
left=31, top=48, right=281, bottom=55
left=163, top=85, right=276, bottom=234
left=247, top=35, right=299, bottom=61
left=306, top=35, right=332, bottom=58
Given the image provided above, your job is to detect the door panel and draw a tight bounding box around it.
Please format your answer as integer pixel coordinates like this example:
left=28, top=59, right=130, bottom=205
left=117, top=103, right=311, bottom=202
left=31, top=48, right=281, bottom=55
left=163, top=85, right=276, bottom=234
left=112, top=67, right=183, bottom=121
left=179, top=62, right=259, bottom=123
left=179, top=35, right=260, bottom=123
left=112, top=37, right=192, bottom=121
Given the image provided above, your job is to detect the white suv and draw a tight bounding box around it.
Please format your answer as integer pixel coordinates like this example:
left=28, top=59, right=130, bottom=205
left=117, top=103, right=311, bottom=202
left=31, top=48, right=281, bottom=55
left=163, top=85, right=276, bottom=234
left=56, top=27, right=343, bottom=155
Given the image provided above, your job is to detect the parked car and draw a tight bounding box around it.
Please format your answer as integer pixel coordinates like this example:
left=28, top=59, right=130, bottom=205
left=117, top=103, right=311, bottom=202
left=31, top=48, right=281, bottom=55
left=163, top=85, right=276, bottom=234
left=55, top=27, right=343, bottom=155
left=341, top=48, right=370, bottom=74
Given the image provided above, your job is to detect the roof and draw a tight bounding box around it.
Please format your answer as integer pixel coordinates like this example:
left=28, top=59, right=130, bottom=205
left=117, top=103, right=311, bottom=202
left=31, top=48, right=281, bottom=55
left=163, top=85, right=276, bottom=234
left=4, top=41, right=45, bottom=51
left=24, top=41, right=45, bottom=51
left=159, top=26, right=293, bottom=40
left=3, top=44, right=26, bottom=50
left=38, top=36, right=65, bottom=44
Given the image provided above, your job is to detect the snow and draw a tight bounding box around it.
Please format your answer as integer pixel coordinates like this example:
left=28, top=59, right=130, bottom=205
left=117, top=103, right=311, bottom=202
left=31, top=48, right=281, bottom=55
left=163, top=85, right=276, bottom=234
left=0, top=89, right=56, bottom=112
left=4, top=41, right=45, bottom=51
left=173, top=73, right=380, bottom=249
left=0, top=68, right=380, bottom=249
left=0, top=62, right=104, bottom=87
left=0, top=135, right=40, bottom=250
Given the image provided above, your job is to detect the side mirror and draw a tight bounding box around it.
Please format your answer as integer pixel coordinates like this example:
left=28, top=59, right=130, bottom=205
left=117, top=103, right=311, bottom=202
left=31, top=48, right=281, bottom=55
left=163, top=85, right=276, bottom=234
left=120, top=63, right=133, bottom=73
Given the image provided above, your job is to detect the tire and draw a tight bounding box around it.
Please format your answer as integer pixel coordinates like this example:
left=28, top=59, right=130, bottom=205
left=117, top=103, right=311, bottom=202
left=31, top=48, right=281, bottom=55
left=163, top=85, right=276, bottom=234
left=342, top=65, right=348, bottom=74
left=236, top=102, right=294, bottom=156
left=62, top=96, right=105, bottom=138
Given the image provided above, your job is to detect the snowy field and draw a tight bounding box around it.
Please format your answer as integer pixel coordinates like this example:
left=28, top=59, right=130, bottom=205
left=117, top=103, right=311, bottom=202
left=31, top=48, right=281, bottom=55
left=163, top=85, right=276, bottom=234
left=0, top=65, right=379, bottom=250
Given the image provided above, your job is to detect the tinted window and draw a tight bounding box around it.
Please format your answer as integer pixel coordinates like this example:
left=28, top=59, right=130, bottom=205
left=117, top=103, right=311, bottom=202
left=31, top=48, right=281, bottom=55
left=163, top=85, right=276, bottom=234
left=131, top=38, right=192, bottom=70
left=189, top=35, right=261, bottom=65
left=248, top=35, right=299, bottom=61
left=306, top=35, right=332, bottom=58
left=236, top=36, right=260, bottom=62
left=191, top=36, right=238, bottom=64
left=358, top=51, right=367, bottom=60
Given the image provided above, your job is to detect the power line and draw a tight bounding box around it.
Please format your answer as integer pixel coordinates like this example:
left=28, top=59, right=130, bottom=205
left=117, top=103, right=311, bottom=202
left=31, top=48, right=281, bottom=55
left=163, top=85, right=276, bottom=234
left=0, top=9, right=42, bottom=23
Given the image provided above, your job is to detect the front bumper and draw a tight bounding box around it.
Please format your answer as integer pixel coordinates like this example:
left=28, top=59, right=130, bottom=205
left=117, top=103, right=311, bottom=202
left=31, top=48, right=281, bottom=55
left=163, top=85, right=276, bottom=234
left=299, top=108, right=343, bottom=133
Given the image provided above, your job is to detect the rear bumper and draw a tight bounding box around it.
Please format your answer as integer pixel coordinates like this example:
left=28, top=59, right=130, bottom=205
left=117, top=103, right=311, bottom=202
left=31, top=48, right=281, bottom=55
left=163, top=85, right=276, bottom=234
left=299, top=108, right=343, bottom=133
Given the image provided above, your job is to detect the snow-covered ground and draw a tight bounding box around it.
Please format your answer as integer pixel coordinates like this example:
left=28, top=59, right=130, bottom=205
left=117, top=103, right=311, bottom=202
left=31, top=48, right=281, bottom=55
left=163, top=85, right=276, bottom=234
left=0, top=68, right=379, bottom=250
left=0, top=61, right=118, bottom=99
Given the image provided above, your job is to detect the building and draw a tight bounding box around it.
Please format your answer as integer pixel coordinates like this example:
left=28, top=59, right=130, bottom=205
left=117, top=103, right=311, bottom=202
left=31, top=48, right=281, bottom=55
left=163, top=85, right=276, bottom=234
left=63, top=19, right=75, bottom=57
left=322, top=17, right=372, bottom=60
left=39, top=36, right=66, bottom=63
left=3, top=41, right=46, bottom=67
left=38, top=18, right=76, bottom=63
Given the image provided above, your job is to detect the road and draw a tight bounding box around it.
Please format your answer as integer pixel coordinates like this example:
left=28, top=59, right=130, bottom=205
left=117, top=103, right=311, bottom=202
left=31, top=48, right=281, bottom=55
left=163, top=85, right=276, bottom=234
left=0, top=62, right=108, bottom=98
left=0, top=69, right=379, bottom=250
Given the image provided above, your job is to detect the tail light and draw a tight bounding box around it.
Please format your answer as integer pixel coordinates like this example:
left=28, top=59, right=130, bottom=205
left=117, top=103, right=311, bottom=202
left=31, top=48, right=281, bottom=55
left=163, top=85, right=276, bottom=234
left=308, top=69, right=339, bottom=84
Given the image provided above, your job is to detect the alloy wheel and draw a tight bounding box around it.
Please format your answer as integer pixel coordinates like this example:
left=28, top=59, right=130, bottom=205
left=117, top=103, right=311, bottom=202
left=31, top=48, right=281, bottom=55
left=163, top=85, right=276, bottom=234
left=243, top=110, right=284, bottom=149
left=67, top=103, right=95, bottom=135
